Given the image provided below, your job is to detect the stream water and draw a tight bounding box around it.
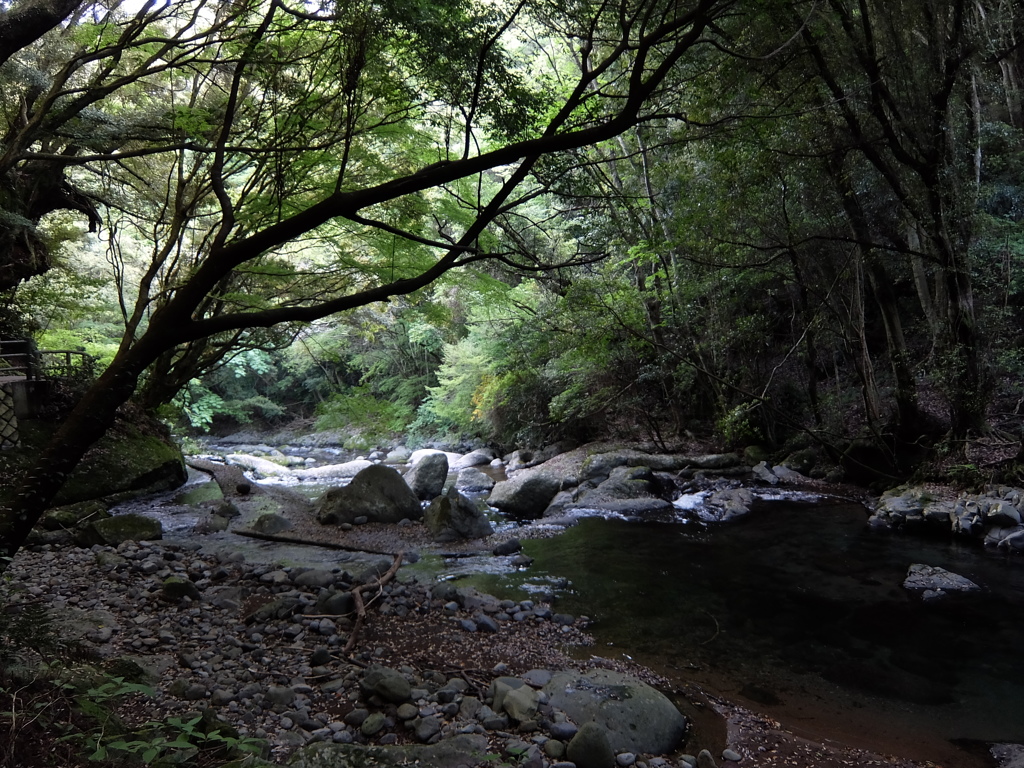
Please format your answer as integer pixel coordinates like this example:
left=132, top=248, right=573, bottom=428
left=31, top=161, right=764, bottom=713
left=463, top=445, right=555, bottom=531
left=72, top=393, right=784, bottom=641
left=130, top=452, right=1024, bottom=767
left=466, top=499, right=1024, bottom=768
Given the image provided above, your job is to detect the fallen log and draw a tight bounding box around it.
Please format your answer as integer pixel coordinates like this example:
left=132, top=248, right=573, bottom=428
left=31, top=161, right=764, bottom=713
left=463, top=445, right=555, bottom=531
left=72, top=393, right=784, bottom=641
left=233, top=528, right=400, bottom=556
left=233, top=528, right=486, bottom=559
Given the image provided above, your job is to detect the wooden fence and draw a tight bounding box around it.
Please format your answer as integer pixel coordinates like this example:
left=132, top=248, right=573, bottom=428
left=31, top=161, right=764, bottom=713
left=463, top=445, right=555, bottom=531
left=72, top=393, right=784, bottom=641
left=0, top=339, right=98, bottom=449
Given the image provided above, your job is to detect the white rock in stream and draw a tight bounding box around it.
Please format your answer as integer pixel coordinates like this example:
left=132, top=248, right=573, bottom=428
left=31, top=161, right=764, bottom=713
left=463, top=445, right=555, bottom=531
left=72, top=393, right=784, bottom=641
left=903, top=563, right=980, bottom=599
left=293, top=460, right=374, bottom=480
left=226, top=453, right=295, bottom=477
left=408, top=448, right=463, bottom=468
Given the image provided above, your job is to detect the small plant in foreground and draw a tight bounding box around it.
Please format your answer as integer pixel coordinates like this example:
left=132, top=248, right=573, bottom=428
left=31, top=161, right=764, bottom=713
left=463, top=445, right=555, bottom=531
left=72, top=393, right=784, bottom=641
left=85, top=713, right=265, bottom=763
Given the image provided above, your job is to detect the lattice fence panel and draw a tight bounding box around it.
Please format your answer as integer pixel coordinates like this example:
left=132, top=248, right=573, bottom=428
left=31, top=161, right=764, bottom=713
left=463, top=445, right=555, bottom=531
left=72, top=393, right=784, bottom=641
left=0, top=383, right=19, bottom=449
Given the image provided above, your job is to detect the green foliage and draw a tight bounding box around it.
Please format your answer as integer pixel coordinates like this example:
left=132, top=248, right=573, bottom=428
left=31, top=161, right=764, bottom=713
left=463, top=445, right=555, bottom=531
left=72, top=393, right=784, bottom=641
left=716, top=401, right=763, bottom=447
left=169, top=381, right=228, bottom=432
left=0, top=597, right=60, bottom=672
left=315, top=385, right=414, bottom=443
left=944, top=462, right=986, bottom=490
left=47, top=670, right=264, bottom=765
left=84, top=712, right=263, bottom=764
left=4, top=0, right=1024, bottom=469
left=167, top=356, right=290, bottom=433
left=417, top=336, right=491, bottom=436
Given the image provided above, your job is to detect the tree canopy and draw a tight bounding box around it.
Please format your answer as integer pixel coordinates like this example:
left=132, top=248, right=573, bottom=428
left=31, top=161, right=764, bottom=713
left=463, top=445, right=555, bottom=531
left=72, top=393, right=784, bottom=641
left=0, top=0, right=734, bottom=563
left=3, top=0, right=1024, bottom=565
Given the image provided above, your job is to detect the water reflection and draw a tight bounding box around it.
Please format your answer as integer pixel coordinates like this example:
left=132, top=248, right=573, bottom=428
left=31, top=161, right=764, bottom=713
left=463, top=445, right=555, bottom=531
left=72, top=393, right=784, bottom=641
left=475, top=501, right=1024, bottom=764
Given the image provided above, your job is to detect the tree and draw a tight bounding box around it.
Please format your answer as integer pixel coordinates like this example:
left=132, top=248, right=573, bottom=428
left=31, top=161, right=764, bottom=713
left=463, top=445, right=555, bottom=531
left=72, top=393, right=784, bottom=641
left=791, top=0, right=990, bottom=438
left=0, top=0, right=732, bottom=567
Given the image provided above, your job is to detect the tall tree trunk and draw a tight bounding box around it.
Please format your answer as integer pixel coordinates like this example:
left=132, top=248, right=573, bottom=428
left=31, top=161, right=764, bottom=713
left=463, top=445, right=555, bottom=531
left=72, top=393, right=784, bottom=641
left=908, top=224, right=942, bottom=352
left=850, top=257, right=883, bottom=430
left=787, top=250, right=823, bottom=427
left=832, top=157, right=923, bottom=438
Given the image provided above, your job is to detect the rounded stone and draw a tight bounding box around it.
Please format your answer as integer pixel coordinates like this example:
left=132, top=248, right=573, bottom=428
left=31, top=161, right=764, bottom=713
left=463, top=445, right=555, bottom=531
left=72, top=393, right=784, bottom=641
left=544, top=669, right=686, bottom=754
left=415, top=715, right=442, bottom=742
left=567, top=722, right=615, bottom=768
left=360, top=711, right=387, bottom=736
left=550, top=721, right=579, bottom=740
left=359, top=666, right=412, bottom=703
left=544, top=739, right=566, bottom=758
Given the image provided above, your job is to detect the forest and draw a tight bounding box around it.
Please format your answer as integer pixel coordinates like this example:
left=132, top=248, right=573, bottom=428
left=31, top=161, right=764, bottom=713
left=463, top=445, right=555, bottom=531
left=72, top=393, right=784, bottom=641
left=1, top=0, right=1024, bottom=561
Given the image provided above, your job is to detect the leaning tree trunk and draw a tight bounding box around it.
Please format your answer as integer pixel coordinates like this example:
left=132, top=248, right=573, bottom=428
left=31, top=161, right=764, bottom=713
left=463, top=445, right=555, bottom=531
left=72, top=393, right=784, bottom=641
left=0, top=330, right=166, bottom=569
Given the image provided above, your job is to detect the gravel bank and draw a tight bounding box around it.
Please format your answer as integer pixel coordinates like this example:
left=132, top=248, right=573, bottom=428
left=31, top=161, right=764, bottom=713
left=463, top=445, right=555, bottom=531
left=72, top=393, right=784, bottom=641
left=0, top=536, right=947, bottom=768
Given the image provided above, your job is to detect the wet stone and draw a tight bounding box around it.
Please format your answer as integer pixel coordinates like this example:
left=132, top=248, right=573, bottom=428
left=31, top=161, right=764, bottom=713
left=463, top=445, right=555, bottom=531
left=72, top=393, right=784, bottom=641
left=360, top=712, right=387, bottom=736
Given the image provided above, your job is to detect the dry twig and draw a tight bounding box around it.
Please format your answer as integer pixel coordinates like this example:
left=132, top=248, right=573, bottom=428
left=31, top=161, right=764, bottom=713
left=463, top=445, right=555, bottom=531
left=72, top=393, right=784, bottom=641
left=343, top=552, right=404, bottom=654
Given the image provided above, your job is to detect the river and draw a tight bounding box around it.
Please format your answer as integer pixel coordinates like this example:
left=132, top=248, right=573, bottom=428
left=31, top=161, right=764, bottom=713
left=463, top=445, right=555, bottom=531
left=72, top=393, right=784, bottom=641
left=133, top=450, right=1024, bottom=767
left=468, top=499, right=1024, bottom=768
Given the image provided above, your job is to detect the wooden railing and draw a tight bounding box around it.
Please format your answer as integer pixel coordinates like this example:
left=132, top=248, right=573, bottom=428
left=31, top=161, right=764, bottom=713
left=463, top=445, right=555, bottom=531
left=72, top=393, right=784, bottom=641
left=0, top=339, right=96, bottom=382
left=0, top=339, right=38, bottom=380
left=38, top=349, right=97, bottom=380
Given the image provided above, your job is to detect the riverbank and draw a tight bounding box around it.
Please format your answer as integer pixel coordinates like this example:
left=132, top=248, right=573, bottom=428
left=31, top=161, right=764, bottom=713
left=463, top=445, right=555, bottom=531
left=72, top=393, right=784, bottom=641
left=7, top=432, right=1022, bottom=768
left=0, top=537, right=946, bottom=768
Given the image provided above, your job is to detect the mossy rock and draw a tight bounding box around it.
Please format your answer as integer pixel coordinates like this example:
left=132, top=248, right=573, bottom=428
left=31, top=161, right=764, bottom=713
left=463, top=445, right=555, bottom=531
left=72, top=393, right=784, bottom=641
left=0, top=418, right=186, bottom=507
left=56, top=426, right=186, bottom=504
left=40, top=500, right=110, bottom=531
left=782, top=447, right=817, bottom=474
left=743, top=444, right=772, bottom=465
left=173, top=480, right=223, bottom=505
left=76, top=513, right=163, bottom=547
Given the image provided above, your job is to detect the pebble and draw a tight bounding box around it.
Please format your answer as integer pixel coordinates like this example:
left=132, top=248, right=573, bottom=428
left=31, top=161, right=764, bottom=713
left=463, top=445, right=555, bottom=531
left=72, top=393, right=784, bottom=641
left=2, top=538, right=599, bottom=763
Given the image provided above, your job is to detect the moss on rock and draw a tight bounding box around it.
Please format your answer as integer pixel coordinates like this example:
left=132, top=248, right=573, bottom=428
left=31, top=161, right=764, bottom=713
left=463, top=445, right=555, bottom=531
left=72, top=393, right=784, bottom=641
left=76, top=513, right=163, bottom=547
left=0, top=417, right=186, bottom=508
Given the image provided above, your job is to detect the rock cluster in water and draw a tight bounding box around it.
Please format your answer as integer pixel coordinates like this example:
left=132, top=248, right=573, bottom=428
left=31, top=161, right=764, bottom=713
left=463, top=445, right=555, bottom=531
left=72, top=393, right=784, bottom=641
left=903, top=563, right=981, bottom=601
left=870, top=485, right=1024, bottom=551
left=206, top=436, right=830, bottom=534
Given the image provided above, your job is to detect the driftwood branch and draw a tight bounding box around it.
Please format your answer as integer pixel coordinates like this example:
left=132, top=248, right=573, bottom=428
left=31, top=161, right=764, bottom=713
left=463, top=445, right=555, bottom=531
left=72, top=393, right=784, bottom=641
left=233, top=528, right=401, bottom=556
left=233, top=528, right=486, bottom=558
left=344, top=552, right=404, bottom=654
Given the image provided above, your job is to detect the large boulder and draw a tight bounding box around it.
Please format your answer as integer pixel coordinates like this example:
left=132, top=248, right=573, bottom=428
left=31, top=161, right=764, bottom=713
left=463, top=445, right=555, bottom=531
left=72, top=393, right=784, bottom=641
left=38, top=422, right=185, bottom=506
left=314, top=465, right=421, bottom=525
left=543, top=669, right=686, bottom=754
left=581, top=449, right=654, bottom=482
left=903, top=564, right=980, bottom=596
left=423, top=489, right=493, bottom=541
left=226, top=453, right=294, bottom=478
left=404, top=452, right=449, bottom=500
left=292, top=460, right=374, bottom=481
left=488, top=468, right=563, bottom=519
left=456, top=467, right=495, bottom=493
left=409, top=448, right=461, bottom=466
left=572, top=466, right=673, bottom=515
left=386, top=446, right=412, bottom=463
left=698, top=488, right=754, bottom=523
left=452, top=449, right=495, bottom=470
